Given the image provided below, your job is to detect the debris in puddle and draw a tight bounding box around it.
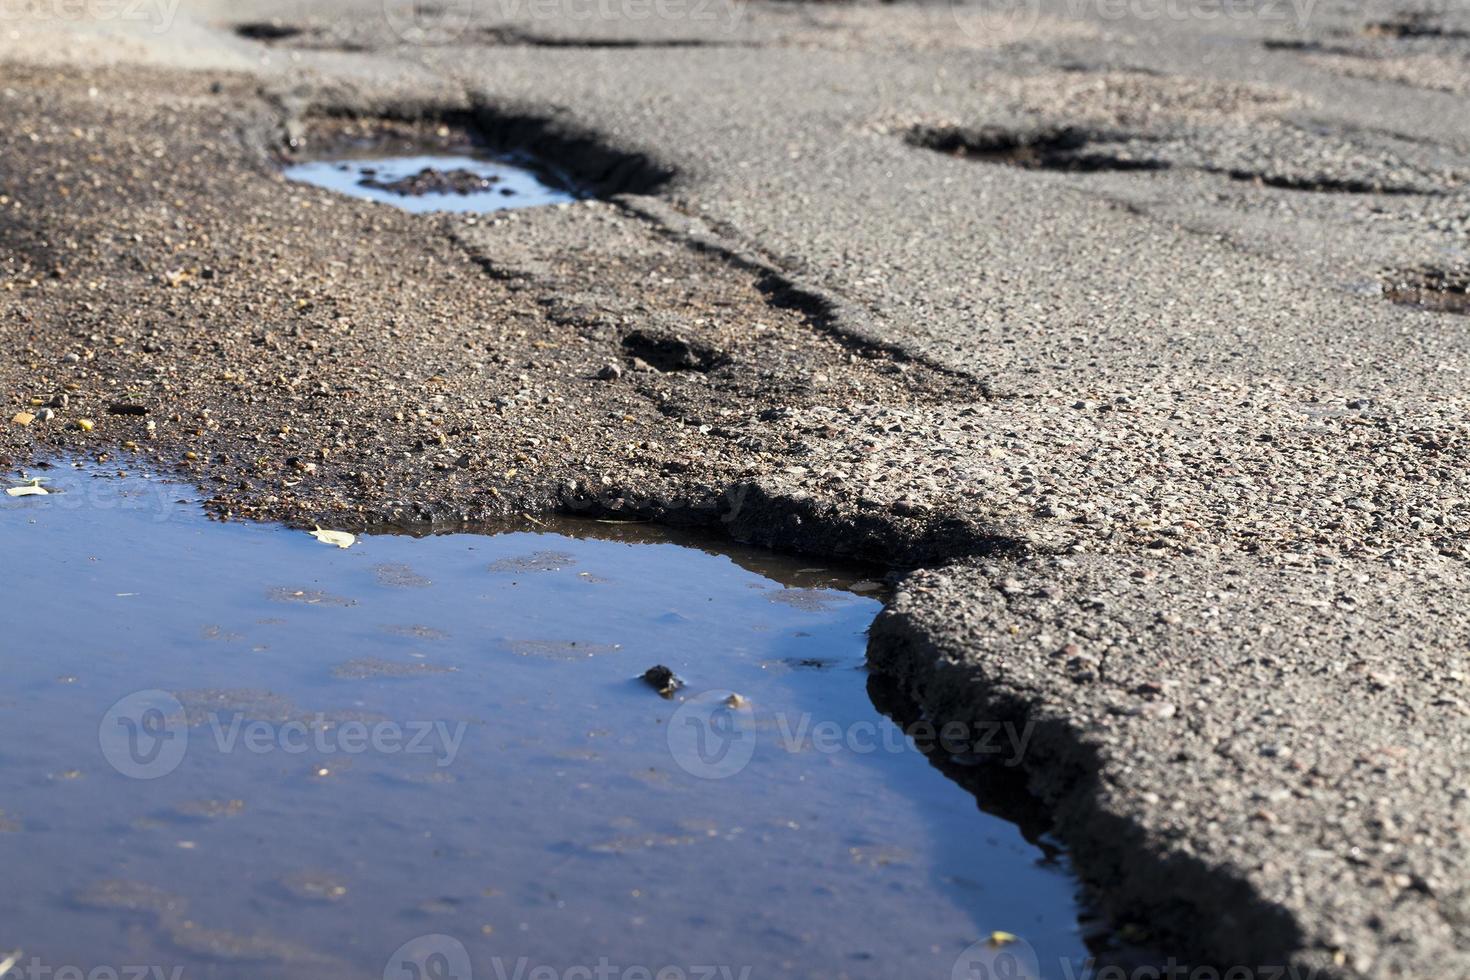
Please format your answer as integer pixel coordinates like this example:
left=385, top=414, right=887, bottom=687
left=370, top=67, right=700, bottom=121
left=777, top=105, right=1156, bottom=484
left=283, top=155, right=575, bottom=214
left=642, top=664, right=683, bottom=697
left=489, top=550, right=575, bottom=572
left=723, top=693, right=749, bottom=709
left=509, top=639, right=620, bottom=660
left=331, top=657, right=456, bottom=679
left=6, top=479, right=48, bottom=497
left=173, top=798, right=246, bottom=819
left=374, top=562, right=432, bottom=588
left=360, top=166, right=501, bottom=197
left=308, top=528, right=356, bottom=549
left=278, top=871, right=349, bottom=903
left=267, top=586, right=357, bottom=606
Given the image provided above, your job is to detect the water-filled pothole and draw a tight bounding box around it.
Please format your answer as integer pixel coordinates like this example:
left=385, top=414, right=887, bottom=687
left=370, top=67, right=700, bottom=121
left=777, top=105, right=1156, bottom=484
left=284, top=155, right=577, bottom=213
left=281, top=113, right=670, bottom=211
left=283, top=117, right=579, bottom=213
left=2, top=463, right=1143, bottom=979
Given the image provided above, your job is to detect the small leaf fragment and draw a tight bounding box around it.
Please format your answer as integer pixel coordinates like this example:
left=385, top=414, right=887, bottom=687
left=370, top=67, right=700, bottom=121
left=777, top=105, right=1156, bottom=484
left=309, top=528, right=356, bottom=549
left=11, top=412, right=35, bottom=427
left=987, top=931, right=1019, bottom=948
left=6, top=478, right=48, bottom=497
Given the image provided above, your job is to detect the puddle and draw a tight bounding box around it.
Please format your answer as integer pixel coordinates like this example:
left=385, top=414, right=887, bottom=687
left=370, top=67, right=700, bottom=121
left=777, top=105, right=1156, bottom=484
left=283, top=155, right=577, bottom=213
left=1, top=464, right=1132, bottom=980
left=281, top=116, right=583, bottom=213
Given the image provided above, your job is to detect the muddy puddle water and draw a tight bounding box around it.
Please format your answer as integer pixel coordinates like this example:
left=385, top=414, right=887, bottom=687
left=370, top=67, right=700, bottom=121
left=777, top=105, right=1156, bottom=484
left=1, top=465, right=1108, bottom=980
left=283, top=155, right=576, bottom=213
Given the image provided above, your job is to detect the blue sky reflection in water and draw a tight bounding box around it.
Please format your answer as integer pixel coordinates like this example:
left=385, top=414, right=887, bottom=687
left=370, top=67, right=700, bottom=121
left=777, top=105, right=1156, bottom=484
left=283, top=155, right=576, bottom=213
left=0, top=463, right=1098, bottom=980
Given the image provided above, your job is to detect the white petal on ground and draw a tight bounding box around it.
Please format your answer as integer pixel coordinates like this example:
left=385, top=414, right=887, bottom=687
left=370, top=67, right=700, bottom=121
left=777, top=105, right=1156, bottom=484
left=308, top=529, right=356, bottom=549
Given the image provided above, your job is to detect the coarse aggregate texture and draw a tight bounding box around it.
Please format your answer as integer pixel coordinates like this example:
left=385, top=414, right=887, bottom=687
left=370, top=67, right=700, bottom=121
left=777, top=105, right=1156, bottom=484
left=4, top=0, right=1470, bottom=975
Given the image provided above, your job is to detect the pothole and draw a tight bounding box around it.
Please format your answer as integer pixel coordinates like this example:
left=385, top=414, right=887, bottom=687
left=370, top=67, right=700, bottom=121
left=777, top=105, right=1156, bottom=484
left=281, top=111, right=672, bottom=210
left=285, top=155, right=577, bottom=213
left=479, top=27, right=752, bottom=48
left=909, top=122, right=1447, bottom=194
left=620, top=328, right=730, bottom=373
left=907, top=124, right=1169, bottom=173
left=1383, top=266, right=1470, bottom=314
left=235, top=21, right=306, bottom=41
left=1363, top=14, right=1470, bottom=39
left=3, top=462, right=1158, bottom=977
left=282, top=116, right=579, bottom=213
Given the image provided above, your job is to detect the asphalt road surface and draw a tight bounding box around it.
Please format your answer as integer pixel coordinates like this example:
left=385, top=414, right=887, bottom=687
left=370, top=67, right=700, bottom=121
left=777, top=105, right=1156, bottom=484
left=2, top=0, right=1468, bottom=976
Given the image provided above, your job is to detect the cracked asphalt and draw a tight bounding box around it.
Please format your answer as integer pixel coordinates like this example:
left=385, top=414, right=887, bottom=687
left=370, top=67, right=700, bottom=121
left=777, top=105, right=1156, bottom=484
left=3, top=0, right=1469, bottom=976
